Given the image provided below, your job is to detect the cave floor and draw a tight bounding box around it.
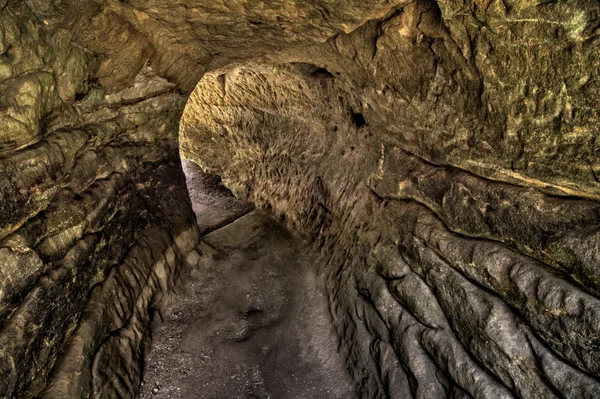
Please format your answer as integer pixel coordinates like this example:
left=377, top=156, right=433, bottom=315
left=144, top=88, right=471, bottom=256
left=139, top=160, right=356, bottom=399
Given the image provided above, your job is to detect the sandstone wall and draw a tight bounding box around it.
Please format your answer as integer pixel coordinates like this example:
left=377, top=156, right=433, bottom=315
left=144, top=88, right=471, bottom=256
left=0, top=2, right=198, bottom=398
left=0, top=0, right=407, bottom=397
left=181, top=1, right=600, bottom=397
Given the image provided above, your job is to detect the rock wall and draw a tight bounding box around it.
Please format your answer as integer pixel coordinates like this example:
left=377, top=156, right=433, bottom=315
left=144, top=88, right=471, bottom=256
left=180, top=1, right=600, bottom=397
left=2, top=0, right=600, bottom=397
left=0, top=2, right=199, bottom=398
left=0, top=0, right=411, bottom=398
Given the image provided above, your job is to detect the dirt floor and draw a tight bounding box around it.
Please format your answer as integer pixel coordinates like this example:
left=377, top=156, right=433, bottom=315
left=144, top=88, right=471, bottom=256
left=139, top=160, right=356, bottom=399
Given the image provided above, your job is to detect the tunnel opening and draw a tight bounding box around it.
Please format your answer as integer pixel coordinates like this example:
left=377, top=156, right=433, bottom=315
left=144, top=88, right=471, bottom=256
left=137, top=69, right=358, bottom=398
left=178, top=159, right=252, bottom=236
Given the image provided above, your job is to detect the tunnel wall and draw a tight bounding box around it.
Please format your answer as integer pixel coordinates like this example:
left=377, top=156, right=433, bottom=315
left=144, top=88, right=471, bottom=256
left=0, top=2, right=200, bottom=398
left=0, top=1, right=410, bottom=397
left=181, top=1, right=600, bottom=397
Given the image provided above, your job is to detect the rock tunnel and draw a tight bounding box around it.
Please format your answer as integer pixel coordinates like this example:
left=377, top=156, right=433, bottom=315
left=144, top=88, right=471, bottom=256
left=1, top=0, right=600, bottom=398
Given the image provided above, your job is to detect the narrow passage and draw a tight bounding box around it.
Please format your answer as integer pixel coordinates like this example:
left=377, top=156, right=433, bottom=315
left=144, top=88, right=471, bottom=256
left=139, top=161, right=356, bottom=399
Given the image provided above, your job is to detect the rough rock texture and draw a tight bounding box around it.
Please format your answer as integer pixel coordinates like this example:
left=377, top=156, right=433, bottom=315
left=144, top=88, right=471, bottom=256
left=0, top=2, right=207, bottom=397
left=1, top=0, right=600, bottom=397
left=180, top=1, right=600, bottom=397
left=0, top=0, right=417, bottom=397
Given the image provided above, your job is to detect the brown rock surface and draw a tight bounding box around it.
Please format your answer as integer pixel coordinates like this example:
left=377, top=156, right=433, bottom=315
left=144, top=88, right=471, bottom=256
left=180, top=2, right=600, bottom=394
left=0, top=0, right=599, bottom=397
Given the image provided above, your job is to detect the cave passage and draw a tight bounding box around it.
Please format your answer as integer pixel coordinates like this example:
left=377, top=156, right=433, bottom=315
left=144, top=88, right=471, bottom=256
left=1, top=1, right=600, bottom=398
left=139, top=161, right=355, bottom=399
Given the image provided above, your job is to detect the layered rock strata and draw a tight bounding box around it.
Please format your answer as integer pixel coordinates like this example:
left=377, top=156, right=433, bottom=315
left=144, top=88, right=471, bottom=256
left=181, top=2, right=600, bottom=396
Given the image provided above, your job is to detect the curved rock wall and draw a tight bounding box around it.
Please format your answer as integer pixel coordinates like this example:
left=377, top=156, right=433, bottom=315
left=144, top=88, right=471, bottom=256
left=0, top=0, right=409, bottom=397
left=180, top=1, right=600, bottom=397
left=0, top=2, right=201, bottom=397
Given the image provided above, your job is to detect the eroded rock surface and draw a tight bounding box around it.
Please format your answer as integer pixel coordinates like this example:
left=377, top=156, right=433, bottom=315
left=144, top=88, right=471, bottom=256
left=180, top=2, right=600, bottom=396
left=0, top=0, right=599, bottom=397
